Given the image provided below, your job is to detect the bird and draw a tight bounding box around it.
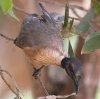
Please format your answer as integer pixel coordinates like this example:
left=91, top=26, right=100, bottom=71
left=14, top=3, right=81, bottom=94
left=61, top=57, right=81, bottom=93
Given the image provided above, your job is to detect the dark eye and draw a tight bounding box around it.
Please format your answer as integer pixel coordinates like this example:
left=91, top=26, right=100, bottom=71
left=69, top=63, right=74, bottom=71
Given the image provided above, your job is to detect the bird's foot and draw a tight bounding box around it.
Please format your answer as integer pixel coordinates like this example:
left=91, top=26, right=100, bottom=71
left=32, top=65, right=44, bottom=79
left=32, top=65, right=49, bottom=95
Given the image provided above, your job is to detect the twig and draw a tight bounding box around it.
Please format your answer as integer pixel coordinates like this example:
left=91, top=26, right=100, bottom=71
left=70, top=5, right=88, bottom=12
left=70, top=7, right=81, bottom=18
left=37, top=0, right=64, bottom=7
left=36, top=92, right=76, bottom=99
left=33, top=65, right=49, bottom=96
left=37, top=76, right=49, bottom=95
left=56, top=92, right=76, bottom=98
left=13, top=6, right=32, bottom=15
left=68, top=16, right=97, bottom=32
left=0, top=66, right=22, bottom=99
left=0, top=33, right=14, bottom=41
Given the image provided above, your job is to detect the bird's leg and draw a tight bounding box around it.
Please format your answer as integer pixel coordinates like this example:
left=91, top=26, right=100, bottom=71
left=32, top=65, right=49, bottom=95
left=32, top=65, right=44, bottom=79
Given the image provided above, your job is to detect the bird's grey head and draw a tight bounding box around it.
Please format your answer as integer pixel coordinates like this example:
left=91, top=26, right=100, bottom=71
left=61, top=57, right=81, bottom=94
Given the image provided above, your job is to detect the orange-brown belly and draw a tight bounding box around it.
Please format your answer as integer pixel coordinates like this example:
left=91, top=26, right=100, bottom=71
left=23, top=46, right=65, bottom=68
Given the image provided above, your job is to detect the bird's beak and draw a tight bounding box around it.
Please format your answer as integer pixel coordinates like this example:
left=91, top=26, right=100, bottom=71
left=72, top=74, right=80, bottom=94
left=64, top=65, right=80, bottom=94
left=61, top=57, right=81, bottom=93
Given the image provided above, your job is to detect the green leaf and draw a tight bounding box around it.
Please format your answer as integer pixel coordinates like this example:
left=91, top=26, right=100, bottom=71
left=77, top=9, right=94, bottom=33
left=82, top=32, right=100, bottom=53
left=8, top=7, right=19, bottom=21
left=67, top=32, right=76, bottom=38
left=63, top=4, right=69, bottom=30
left=92, top=0, right=100, bottom=14
left=0, top=0, right=13, bottom=14
left=63, top=35, right=78, bottom=56
left=62, top=3, right=69, bottom=38
left=68, top=40, right=75, bottom=57
left=95, top=84, right=100, bottom=99
left=0, top=0, right=19, bottom=21
left=69, top=17, right=74, bottom=31
left=63, top=38, right=69, bottom=53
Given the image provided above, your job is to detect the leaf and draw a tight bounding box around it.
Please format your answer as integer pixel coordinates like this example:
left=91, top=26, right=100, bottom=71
left=92, top=0, right=100, bottom=14
left=62, top=3, right=69, bottom=38
left=8, top=7, right=19, bottom=21
left=63, top=4, right=69, bottom=30
left=77, top=9, right=94, bottom=33
left=82, top=32, right=100, bottom=53
left=68, top=40, right=75, bottom=57
left=67, top=32, right=76, bottom=38
left=0, top=0, right=19, bottom=21
left=95, top=85, right=100, bottom=99
left=63, top=38, right=69, bottom=53
left=69, top=17, right=74, bottom=31
left=0, top=0, right=13, bottom=14
left=63, top=35, right=78, bottom=56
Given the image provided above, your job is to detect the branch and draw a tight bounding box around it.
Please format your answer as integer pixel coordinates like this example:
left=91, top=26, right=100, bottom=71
left=0, top=66, right=22, bottom=99
left=37, top=75, right=49, bottom=95
left=68, top=16, right=97, bottom=33
left=36, top=92, right=76, bottom=99
left=13, top=6, right=32, bottom=15
left=37, top=0, right=64, bottom=7
left=70, top=7, right=81, bottom=18
left=0, top=33, right=15, bottom=41
left=70, top=5, right=88, bottom=12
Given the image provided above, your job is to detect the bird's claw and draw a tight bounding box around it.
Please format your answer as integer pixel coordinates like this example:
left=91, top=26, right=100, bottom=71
left=32, top=65, right=44, bottom=79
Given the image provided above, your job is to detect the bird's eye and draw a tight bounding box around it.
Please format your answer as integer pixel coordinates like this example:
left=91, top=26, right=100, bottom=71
left=69, top=63, right=74, bottom=71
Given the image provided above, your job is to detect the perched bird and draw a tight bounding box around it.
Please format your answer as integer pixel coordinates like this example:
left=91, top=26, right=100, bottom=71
left=14, top=3, right=81, bottom=93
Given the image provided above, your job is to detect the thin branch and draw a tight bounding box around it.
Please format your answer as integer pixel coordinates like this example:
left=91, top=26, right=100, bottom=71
left=0, top=33, right=15, bottom=41
left=56, top=92, right=76, bottom=98
left=36, top=92, right=76, bottom=99
left=0, top=69, right=17, bottom=95
left=68, top=16, right=97, bottom=32
left=70, top=5, right=88, bottom=12
left=13, top=6, right=32, bottom=15
left=37, top=0, right=64, bottom=7
left=0, top=66, right=22, bottom=99
left=32, top=65, right=49, bottom=96
left=70, top=7, right=81, bottom=18
left=37, top=75, right=49, bottom=95
left=37, top=0, right=88, bottom=12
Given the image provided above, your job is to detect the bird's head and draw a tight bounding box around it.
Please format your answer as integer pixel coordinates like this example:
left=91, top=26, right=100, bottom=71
left=61, top=57, right=81, bottom=94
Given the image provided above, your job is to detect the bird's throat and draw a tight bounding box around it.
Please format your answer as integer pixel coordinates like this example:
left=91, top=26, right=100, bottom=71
left=23, top=46, right=65, bottom=68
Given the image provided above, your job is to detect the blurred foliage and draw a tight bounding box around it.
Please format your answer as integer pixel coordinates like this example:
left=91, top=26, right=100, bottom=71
left=82, top=32, right=100, bottom=53
left=68, top=40, right=75, bottom=57
left=0, top=0, right=18, bottom=20
left=63, top=0, right=100, bottom=55
left=95, top=82, right=100, bottom=99
left=63, top=35, right=78, bottom=55
left=92, top=0, right=100, bottom=14
left=62, top=3, right=69, bottom=38
left=62, top=4, right=75, bottom=57
left=77, top=9, right=94, bottom=33
left=63, top=4, right=69, bottom=33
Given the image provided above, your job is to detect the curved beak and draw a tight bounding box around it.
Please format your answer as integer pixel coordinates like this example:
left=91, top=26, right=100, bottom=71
left=61, top=57, right=81, bottom=94
left=64, top=67, right=80, bottom=94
